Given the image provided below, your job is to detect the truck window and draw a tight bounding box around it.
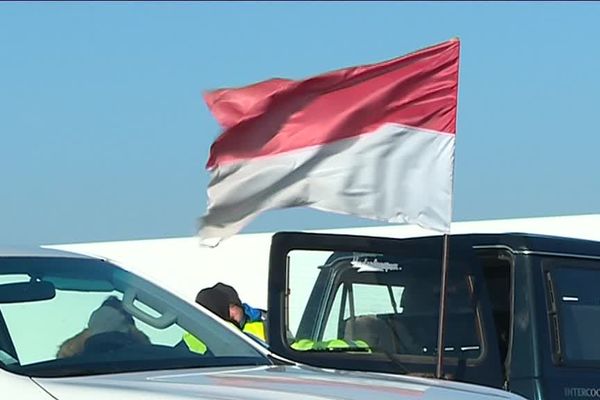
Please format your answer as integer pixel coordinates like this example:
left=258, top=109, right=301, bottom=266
left=322, top=283, right=404, bottom=341
left=287, top=249, right=484, bottom=363
left=476, top=249, right=512, bottom=369
left=288, top=249, right=334, bottom=336
left=546, top=260, right=600, bottom=365
left=350, top=284, right=404, bottom=316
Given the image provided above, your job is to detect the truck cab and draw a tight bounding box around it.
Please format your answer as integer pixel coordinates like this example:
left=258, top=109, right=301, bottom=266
left=267, top=232, right=600, bottom=400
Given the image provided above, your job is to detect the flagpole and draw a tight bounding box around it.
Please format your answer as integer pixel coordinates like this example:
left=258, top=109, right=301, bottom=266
left=435, top=233, right=451, bottom=379
left=434, top=36, right=459, bottom=380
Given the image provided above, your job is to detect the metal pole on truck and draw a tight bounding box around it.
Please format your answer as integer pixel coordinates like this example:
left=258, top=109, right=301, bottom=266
left=435, top=233, right=451, bottom=379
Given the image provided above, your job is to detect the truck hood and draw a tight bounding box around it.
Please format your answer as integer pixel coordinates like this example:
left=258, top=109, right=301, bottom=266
left=34, top=365, right=523, bottom=400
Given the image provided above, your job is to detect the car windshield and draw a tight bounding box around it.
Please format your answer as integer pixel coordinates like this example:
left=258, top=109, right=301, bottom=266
left=0, top=255, right=270, bottom=378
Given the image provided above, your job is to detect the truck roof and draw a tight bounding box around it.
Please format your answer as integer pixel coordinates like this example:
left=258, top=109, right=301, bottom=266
left=463, top=232, right=600, bottom=257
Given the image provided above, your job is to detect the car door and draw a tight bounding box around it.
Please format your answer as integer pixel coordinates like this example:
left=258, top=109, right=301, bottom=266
left=267, top=232, right=504, bottom=389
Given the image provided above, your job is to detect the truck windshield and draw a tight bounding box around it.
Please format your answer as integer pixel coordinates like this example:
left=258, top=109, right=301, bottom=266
left=0, top=256, right=269, bottom=378
left=286, top=249, right=483, bottom=363
left=548, top=262, right=600, bottom=365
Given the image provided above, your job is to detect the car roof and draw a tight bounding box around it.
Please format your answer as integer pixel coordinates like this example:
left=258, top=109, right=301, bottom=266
left=0, top=246, right=97, bottom=259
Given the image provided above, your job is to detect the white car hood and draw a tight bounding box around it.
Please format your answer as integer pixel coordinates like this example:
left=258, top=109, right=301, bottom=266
left=34, top=365, right=523, bottom=400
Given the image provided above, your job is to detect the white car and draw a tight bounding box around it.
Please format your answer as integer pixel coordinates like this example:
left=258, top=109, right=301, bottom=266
left=0, top=247, right=524, bottom=400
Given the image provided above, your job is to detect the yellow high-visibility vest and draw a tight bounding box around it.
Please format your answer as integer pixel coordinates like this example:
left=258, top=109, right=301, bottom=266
left=243, top=320, right=266, bottom=342
left=183, top=320, right=266, bottom=354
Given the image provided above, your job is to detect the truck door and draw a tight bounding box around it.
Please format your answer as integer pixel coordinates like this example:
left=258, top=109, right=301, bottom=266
left=267, top=232, right=504, bottom=388
left=538, top=255, right=600, bottom=400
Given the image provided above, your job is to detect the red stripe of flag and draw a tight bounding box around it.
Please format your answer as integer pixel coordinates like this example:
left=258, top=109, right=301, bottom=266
left=204, top=39, right=459, bottom=169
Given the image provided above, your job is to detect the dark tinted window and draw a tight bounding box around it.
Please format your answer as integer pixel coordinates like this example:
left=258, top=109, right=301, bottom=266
left=549, top=262, right=600, bottom=364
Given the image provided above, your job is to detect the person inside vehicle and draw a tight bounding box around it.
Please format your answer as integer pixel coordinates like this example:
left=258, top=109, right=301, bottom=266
left=57, top=296, right=150, bottom=358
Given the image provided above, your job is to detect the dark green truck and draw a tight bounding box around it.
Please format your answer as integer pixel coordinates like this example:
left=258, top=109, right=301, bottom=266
left=266, top=232, right=600, bottom=400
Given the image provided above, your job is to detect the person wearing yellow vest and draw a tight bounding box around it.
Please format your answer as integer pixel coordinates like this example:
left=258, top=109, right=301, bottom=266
left=183, top=287, right=232, bottom=354
left=183, top=283, right=267, bottom=354
left=211, top=283, right=267, bottom=343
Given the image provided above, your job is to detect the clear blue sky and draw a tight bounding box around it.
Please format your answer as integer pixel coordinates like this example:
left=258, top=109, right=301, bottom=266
left=2, top=2, right=599, bottom=246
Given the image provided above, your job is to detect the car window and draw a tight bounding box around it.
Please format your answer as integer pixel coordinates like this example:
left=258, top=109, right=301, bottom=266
left=0, top=256, right=269, bottom=377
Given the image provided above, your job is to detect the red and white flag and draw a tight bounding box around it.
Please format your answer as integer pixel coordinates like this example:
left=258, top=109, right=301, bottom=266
left=200, top=39, right=460, bottom=242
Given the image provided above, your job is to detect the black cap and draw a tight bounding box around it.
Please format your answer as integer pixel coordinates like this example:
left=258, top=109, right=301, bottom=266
left=212, top=282, right=242, bottom=308
left=195, top=287, right=231, bottom=321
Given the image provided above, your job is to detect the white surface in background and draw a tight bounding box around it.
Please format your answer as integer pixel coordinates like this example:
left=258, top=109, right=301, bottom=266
left=46, top=214, right=600, bottom=310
